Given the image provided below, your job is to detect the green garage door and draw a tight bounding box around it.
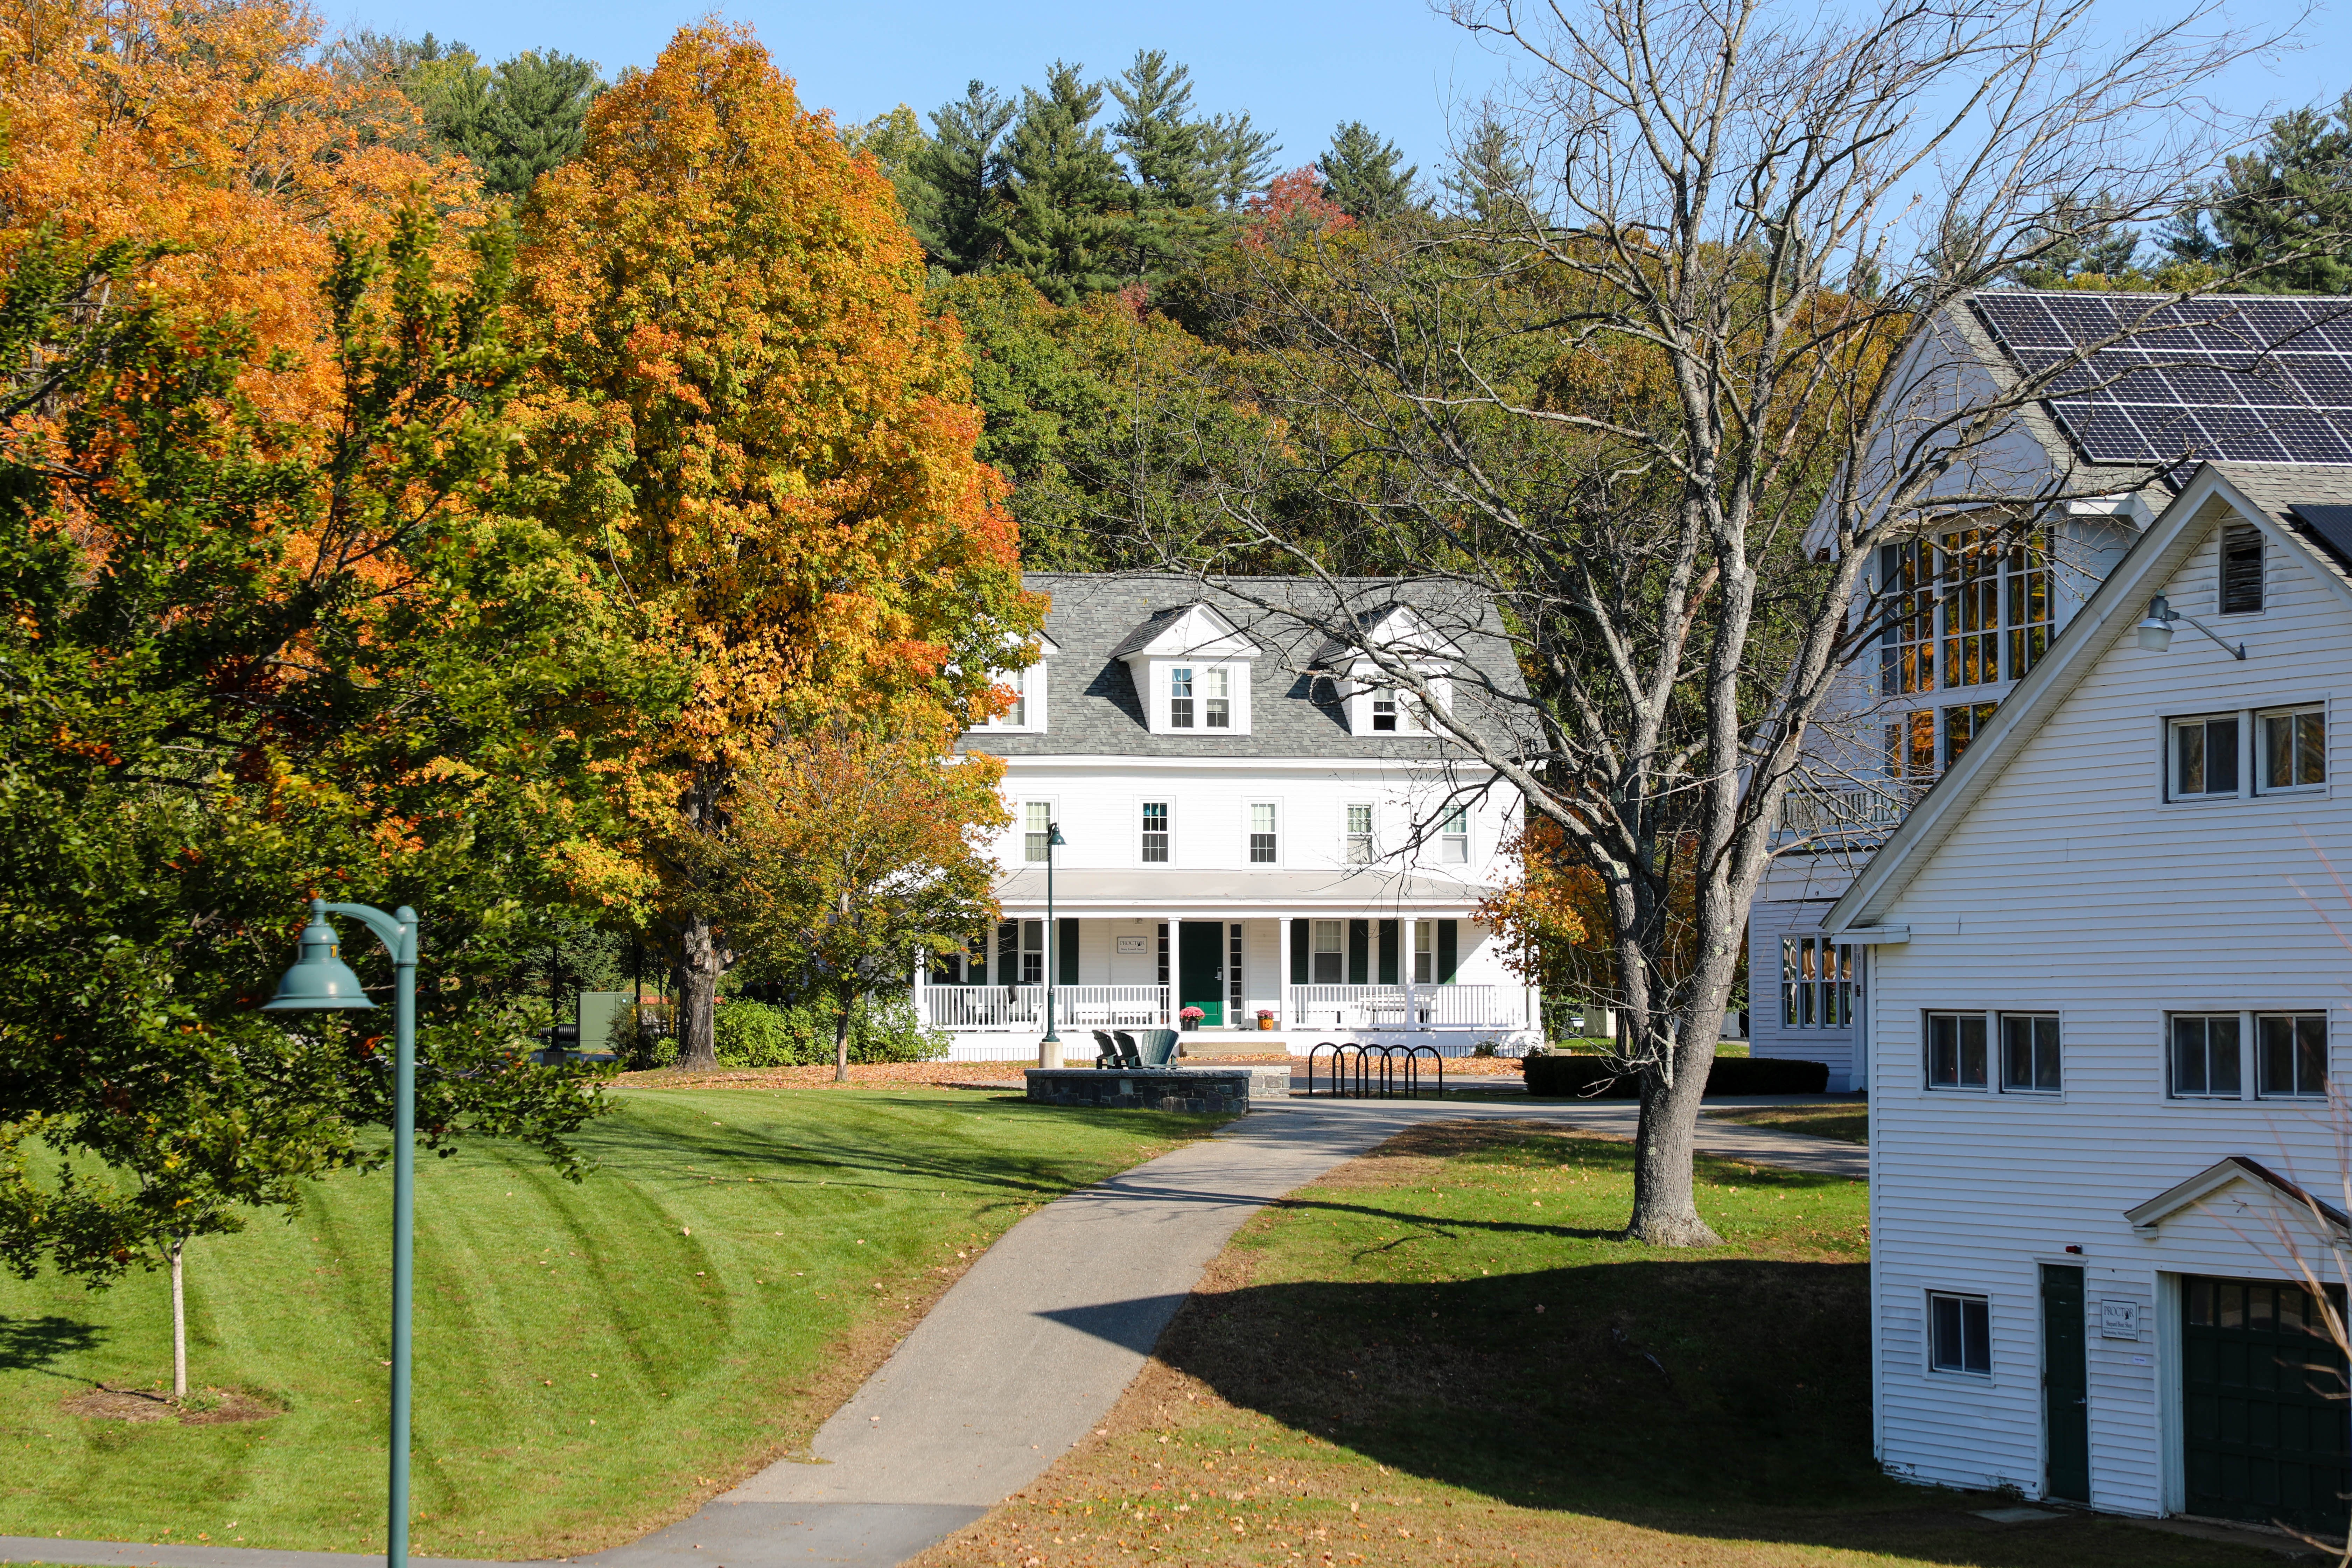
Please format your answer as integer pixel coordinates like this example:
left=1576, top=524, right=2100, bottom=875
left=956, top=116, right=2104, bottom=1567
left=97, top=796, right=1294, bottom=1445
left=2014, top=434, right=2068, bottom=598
left=2184, top=1275, right=2349, bottom=1536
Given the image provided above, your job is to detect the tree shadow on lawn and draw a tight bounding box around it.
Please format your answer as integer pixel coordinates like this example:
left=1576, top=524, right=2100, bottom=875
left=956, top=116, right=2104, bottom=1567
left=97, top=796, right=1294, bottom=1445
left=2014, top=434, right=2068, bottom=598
left=0, top=1315, right=106, bottom=1377
left=574, top=1094, right=1222, bottom=1208
left=1115, top=1256, right=2225, bottom=1564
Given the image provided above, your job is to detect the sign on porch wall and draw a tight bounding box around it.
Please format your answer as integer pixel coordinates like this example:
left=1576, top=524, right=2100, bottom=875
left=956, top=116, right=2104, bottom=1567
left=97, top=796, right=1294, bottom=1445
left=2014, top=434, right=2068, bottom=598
left=1116, top=936, right=1150, bottom=953
left=2100, top=1300, right=2140, bottom=1340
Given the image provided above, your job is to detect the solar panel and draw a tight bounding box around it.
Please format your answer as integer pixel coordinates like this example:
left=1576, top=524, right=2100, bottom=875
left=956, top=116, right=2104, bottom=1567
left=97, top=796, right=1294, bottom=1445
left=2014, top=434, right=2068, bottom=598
left=1970, top=292, right=2352, bottom=471
left=2290, top=504, right=2352, bottom=568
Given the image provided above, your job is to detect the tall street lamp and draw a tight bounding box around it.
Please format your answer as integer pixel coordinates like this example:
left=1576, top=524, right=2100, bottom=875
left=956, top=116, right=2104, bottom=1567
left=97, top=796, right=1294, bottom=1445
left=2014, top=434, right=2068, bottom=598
left=263, top=897, right=418, bottom=1568
left=1042, top=821, right=1067, bottom=1058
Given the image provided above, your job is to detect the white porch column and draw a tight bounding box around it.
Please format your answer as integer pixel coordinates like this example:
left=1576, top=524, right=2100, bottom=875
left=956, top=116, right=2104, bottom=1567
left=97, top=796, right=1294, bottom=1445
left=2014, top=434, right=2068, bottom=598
left=1277, top=915, right=1293, bottom=1029
left=1400, top=915, right=1416, bottom=1032
left=911, top=948, right=925, bottom=1026
left=1164, top=916, right=1180, bottom=1027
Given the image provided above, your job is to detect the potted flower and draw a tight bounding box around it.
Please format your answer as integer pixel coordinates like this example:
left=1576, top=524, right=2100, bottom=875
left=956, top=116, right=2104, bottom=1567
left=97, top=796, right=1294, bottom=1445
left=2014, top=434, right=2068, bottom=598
left=1179, top=1005, right=1205, bottom=1031
left=1256, top=1008, right=1276, bottom=1032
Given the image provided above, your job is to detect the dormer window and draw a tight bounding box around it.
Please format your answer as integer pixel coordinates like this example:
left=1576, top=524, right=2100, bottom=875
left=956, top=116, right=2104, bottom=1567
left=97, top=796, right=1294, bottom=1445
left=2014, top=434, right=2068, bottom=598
left=1204, top=668, right=1231, bottom=727
left=1372, top=690, right=1399, bottom=731
left=1170, top=667, right=1195, bottom=728
left=976, top=636, right=1055, bottom=733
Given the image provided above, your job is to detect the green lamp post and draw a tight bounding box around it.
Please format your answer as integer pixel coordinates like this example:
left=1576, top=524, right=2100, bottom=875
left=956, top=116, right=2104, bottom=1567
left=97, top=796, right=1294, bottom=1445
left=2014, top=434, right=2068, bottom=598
left=1041, top=822, right=1066, bottom=1049
left=264, top=897, right=418, bottom=1568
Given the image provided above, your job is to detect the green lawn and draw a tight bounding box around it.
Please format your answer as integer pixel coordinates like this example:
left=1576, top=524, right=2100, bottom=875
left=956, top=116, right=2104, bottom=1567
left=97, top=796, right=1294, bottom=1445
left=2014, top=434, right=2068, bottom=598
left=0, top=1087, right=1218, bottom=1560
left=1708, top=1102, right=1871, bottom=1145
left=913, top=1120, right=2278, bottom=1568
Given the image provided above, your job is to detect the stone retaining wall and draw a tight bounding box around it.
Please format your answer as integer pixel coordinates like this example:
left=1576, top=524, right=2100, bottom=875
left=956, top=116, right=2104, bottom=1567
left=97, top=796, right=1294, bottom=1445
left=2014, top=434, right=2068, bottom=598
left=1024, top=1067, right=1250, bottom=1115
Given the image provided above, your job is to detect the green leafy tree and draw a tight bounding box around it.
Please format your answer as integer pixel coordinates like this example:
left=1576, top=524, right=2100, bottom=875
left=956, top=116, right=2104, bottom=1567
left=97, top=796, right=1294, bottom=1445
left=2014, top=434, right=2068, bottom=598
left=909, top=81, right=1017, bottom=274
left=991, top=61, right=1139, bottom=302
left=2164, top=93, right=2352, bottom=293
left=1317, top=120, right=1418, bottom=221
left=0, top=212, right=635, bottom=1394
left=846, top=103, right=936, bottom=222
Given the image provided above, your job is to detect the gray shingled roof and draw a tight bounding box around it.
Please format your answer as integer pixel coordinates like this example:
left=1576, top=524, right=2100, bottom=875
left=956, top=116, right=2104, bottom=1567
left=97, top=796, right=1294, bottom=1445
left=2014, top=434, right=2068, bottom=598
left=960, top=573, right=1527, bottom=761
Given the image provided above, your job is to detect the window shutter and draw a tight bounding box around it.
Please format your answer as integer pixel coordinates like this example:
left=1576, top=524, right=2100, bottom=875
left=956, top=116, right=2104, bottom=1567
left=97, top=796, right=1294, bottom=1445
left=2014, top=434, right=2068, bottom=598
left=1348, top=919, right=1370, bottom=985
left=1437, top=920, right=1458, bottom=983
left=1377, top=920, right=1399, bottom=985
left=1290, top=919, right=1308, bottom=984
left=1058, top=918, right=1080, bottom=985
left=997, top=921, right=1018, bottom=989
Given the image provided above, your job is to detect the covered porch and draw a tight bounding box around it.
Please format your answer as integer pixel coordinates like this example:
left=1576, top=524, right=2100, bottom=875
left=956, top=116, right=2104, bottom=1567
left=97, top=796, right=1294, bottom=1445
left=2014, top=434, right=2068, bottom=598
left=916, top=870, right=1539, bottom=1061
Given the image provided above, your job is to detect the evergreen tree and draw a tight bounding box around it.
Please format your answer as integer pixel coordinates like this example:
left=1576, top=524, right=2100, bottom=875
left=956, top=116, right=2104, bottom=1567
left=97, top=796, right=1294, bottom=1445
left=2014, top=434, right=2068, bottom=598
left=1199, top=112, right=1281, bottom=210
left=910, top=80, right=1016, bottom=274
left=2164, top=93, right=2352, bottom=293
left=1318, top=121, right=1417, bottom=221
left=2007, top=191, right=2142, bottom=287
left=1442, top=114, right=1538, bottom=225
left=1110, top=50, right=1211, bottom=208
left=990, top=61, right=1137, bottom=303
left=464, top=51, right=602, bottom=197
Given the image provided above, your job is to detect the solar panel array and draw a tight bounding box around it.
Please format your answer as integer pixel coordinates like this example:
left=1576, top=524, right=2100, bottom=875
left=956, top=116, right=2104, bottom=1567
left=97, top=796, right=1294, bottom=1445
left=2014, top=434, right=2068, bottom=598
left=1970, top=292, right=2352, bottom=469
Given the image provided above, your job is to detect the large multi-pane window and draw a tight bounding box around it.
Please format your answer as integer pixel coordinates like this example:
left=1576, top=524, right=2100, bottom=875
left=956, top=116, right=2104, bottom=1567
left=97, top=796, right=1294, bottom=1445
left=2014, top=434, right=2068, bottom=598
left=1942, top=701, right=1998, bottom=768
left=1926, top=1011, right=1989, bottom=1088
left=1345, top=803, right=1374, bottom=864
left=1249, top=803, right=1278, bottom=863
left=1877, top=529, right=2053, bottom=699
left=1141, top=801, right=1170, bottom=862
left=1024, top=801, right=1052, bottom=862
left=1883, top=701, right=1998, bottom=782
left=1781, top=937, right=1853, bottom=1028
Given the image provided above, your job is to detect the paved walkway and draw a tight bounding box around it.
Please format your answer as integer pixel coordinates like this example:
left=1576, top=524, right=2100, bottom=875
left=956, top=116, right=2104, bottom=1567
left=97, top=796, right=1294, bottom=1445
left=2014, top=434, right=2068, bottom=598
left=3, top=1097, right=1865, bottom=1568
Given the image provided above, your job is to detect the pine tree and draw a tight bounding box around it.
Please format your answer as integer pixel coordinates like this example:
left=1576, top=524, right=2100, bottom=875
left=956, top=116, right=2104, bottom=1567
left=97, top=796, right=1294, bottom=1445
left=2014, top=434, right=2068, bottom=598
left=910, top=80, right=1015, bottom=273
left=1442, top=115, right=1538, bottom=225
left=1318, top=121, right=1417, bottom=221
left=1109, top=50, right=1209, bottom=208
left=464, top=51, right=602, bottom=197
left=991, top=61, right=1137, bottom=303
left=2164, top=94, right=2352, bottom=294
left=2007, top=192, right=2142, bottom=287
left=1198, top=112, right=1280, bottom=210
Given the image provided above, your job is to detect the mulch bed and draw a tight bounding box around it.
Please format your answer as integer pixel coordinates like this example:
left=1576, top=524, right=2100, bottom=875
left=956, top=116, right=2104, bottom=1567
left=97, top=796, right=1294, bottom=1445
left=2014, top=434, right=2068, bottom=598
left=63, top=1385, right=282, bottom=1424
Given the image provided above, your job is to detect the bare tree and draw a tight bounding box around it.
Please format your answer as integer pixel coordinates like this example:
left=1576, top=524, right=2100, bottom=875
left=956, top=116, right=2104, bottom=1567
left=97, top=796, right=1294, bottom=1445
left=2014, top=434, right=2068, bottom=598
left=1156, top=0, right=2289, bottom=1242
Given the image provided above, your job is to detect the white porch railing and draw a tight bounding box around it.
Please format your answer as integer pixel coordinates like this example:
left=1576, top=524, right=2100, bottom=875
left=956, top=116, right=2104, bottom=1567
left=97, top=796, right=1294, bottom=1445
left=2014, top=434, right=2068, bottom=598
left=1285, top=983, right=1507, bottom=1030
left=920, top=985, right=1169, bottom=1032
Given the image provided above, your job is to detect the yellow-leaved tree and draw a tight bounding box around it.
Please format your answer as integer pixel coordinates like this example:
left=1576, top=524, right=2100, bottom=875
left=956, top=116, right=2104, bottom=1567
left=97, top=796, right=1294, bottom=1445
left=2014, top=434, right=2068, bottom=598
left=518, top=22, right=1037, bottom=1068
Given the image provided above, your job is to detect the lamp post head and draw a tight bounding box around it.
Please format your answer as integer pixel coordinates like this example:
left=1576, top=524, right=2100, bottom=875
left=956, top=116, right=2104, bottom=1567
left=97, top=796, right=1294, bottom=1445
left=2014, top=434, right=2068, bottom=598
left=1048, top=824, right=1066, bottom=848
left=262, top=898, right=377, bottom=1012
left=2136, top=593, right=2177, bottom=653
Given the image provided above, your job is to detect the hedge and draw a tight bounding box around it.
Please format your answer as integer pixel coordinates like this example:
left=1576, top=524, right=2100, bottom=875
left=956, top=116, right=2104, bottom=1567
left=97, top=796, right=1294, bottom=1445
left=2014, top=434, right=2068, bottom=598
left=1521, top=1053, right=1829, bottom=1098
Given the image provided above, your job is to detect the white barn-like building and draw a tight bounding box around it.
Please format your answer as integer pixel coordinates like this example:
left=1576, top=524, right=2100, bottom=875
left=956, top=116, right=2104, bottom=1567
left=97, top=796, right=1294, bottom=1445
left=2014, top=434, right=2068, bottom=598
left=1831, top=463, right=2352, bottom=1532
left=930, top=573, right=1541, bottom=1061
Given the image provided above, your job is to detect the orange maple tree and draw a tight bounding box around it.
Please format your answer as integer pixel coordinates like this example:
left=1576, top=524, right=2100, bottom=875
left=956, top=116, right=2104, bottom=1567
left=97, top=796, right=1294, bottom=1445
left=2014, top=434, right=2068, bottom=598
left=517, top=22, right=1038, bottom=1069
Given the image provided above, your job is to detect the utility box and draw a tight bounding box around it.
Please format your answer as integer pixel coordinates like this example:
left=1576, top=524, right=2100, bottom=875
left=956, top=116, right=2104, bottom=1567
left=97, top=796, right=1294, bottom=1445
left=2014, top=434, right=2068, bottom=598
left=577, top=991, right=630, bottom=1056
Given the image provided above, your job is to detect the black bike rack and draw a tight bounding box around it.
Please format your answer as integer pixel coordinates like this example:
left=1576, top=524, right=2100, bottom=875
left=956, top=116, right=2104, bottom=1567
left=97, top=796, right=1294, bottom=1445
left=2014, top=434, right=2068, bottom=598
left=1304, top=1041, right=1446, bottom=1100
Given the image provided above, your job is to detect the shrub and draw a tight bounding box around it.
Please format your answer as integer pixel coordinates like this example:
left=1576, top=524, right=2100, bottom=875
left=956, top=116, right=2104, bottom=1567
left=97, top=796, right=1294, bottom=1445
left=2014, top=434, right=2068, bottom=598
left=1521, top=1054, right=1829, bottom=1098
left=612, top=1003, right=678, bottom=1070
left=709, top=995, right=948, bottom=1068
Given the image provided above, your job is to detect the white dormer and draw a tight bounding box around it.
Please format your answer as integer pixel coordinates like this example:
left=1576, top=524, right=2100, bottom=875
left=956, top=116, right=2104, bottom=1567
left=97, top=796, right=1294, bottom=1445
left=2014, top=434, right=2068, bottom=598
left=1114, top=603, right=1260, bottom=736
left=978, top=632, right=1058, bottom=733
left=1332, top=605, right=1458, bottom=735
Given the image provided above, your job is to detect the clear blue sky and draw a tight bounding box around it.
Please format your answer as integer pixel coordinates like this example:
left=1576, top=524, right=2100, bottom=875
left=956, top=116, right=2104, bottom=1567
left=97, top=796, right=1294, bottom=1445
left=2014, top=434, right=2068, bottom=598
left=325, top=0, right=2346, bottom=187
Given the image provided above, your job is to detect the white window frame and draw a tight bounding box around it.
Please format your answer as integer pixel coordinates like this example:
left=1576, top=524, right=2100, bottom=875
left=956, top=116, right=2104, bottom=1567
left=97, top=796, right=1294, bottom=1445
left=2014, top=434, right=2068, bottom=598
left=2167, top=1009, right=2330, bottom=1101
left=1344, top=802, right=1374, bottom=865
left=1926, top=1290, right=1991, bottom=1377
left=2256, top=1011, right=2329, bottom=1099
left=2255, top=704, right=2326, bottom=795
left=1781, top=937, right=1854, bottom=1030
left=2166, top=711, right=2245, bottom=801
left=1020, top=918, right=1045, bottom=986
left=1168, top=666, right=1196, bottom=730
left=1247, top=802, right=1280, bottom=866
left=1138, top=798, right=1173, bottom=866
left=979, top=662, right=1048, bottom=732
left=2166, top=1011, right=2245, bottom=1099
left=1997, top=1012, right=2062, bottom=1093
left=1149, top=660, right=1250, bottom=735
left=1924, top=1010, right=1989, bottom=1091
left=1435, top=805, right=1470, bottom=866
left=1022, top=799, right=1055, bottom=864
left=1413, top=922, right=1434, bottom=984
left=1310, top=919, right=1345, bottom=985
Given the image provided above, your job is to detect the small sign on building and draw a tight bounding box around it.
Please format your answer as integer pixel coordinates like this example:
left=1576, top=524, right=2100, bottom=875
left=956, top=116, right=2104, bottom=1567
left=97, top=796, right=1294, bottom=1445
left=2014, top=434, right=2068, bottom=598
left=1116, top=935, right=1150, bottom=954
left=2100, top=1298, right=2141, bottom=1340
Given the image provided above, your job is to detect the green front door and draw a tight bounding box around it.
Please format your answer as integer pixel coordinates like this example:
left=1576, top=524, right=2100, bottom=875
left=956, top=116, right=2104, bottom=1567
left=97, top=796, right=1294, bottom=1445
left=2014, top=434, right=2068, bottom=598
left=2184, top=1275, right=2350, bottom=1535
left=2041, top=1265, right=2089, bottom=1502
left=1177, top=919, right=1223, bottom=1026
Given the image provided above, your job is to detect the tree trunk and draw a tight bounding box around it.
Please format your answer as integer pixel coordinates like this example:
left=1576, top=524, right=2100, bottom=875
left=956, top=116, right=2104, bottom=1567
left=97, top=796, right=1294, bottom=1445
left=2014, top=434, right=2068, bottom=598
left=833, top=982, right=855, bottom=1083
left=676, top=913, right=724, bottom=1071
left=168, top=1230, right=188, bottom=1398
left=1625, top=1035, right=1723, bottom=1245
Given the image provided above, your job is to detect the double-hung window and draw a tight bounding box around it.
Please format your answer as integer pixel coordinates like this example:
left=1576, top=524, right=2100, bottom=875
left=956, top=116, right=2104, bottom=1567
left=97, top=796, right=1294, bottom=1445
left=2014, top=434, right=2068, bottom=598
left=2170, top=1013, right=2242, bottom=1098
left=2260, top=706, right=2325, bottom=792
left=1310, top=920, right=1345, bottom=984
left=1781, top=938, right=1853, bottom=1028
left=1169, top=668, right=1195, bottom=728
left=2258, top=1013, right=2328, bottom=1098
left=1204, top=668, right=1231, bottom=728
left=2170, top=714, right=2241, bottom=799
left=1023, top=801, right=1052, bottom=863
left=1927, top=1292, right=1991, bottom=1376
left=1926, top=1012, right=1988, bottom=1089
left=1020, top=920, right=1045, bottom=985
left=1249, top=803, right=1278, bottom=863
left=2000, top=1014, right=2061, bottom=1092
left=1437, top=806, right=1470, bottom=864
left=1345, top=803, right=1374, bottom=864
left=1371, top=689, right=1400, bottom=731
left=1413, top=923, right=1435, bottom=983
left=1140, top=801, right=1170, bottom=863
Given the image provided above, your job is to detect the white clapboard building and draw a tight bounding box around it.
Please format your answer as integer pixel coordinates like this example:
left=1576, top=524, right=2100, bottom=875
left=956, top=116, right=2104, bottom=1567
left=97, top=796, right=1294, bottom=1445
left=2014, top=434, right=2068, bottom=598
left=1828, top=462, right=2352, bottom=1531
left=928, top=573, right=1541, bottom=1062
left=1754, top=292, right=2352, bottom=1090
